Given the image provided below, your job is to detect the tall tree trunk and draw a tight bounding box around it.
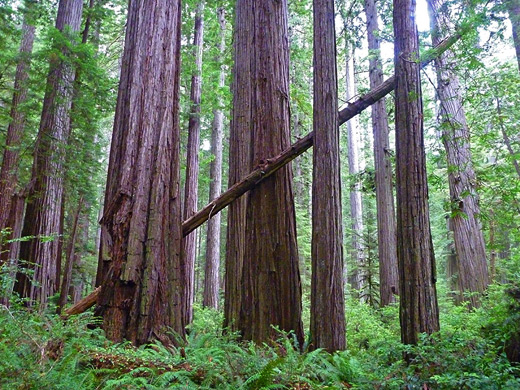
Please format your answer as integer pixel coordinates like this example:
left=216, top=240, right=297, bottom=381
left=506, top=0, right=520, bottom=72
left=182, top=0, right=205, bottom=327
left=394, top=0, right=440, bottom=345
left=14, top=0, right=84, bottom=306
left=229, top=0, right=304, bottom=346
left=428, top=0, right=489, bottom=308
left=203, top=7, right=226, bottom=310
left=94, top=0, right=183, bottom=345
left=345, top=48, right=366, bottom=300
left=57, top=198, right=83, bottom=313
left=223, top=0, right=253, bottom=332
left=0, top=12, right=36, bottom=233
left=310, top=0, right=346, bottom=352
left=364, top=0, right=399, bottom=307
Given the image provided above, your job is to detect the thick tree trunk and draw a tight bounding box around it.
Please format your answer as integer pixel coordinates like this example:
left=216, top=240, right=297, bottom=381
left=182, top=0, right=205, bottom=326
left=67, top=30, right=467, bottom=319
left=203, top=7, right=226, bottom=310
left=394, top=0, right=440, bottom=345
left=0, top=15, right=35, bottom=233
left=14, top=0, right=84, bottom=307
left=183, top=32, right=464, bottom=238
left=229, top=0, right=304, bottom=346
left=57, top=199, right=83, bottom=313
left=94, top=0, right=183, bottom=345
left=310, top=0, right=346, bottom=352
left=364, top=0, right=399, bottom=307
left=506, top=0, right=520, bottom=73
left=345, top=49, right=366, bottom=300
left=428, top=0, right=489, bottom=308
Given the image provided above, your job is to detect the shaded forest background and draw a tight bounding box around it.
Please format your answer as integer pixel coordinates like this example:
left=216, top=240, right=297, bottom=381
left=1, top=0, right=520, bottom=388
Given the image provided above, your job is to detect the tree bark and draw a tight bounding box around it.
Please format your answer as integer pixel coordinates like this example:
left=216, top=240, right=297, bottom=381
left=65, top=29, right=466, bottom=319
left=428, top=0, right=489, bottom=308
left=345, top=47, right=366, bottom=300
left=183, top=31, right=463, bottom=238
left=0, top=12, right=35, bottom=233
left=182, top=0, right=205, bottom=327
left=57, top=198, right=83, bottom=313
left=394, top=0, right=440, bottom=345
left=203, top=7, right=226, bottom=310
left=223, top=0, right=252, bottom=333
left=94, top=0, right=183, bottom=345
left=14, top=0, right=84, bottom=307
left=364, top=0, right=399, bottom=307
left=310, top=0, right=346, bottom=352
left=229, top=0, right=304, bottom=346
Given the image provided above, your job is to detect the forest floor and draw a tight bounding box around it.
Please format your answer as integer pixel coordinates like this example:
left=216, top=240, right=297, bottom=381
left=0, top=282, right=519, bottom=389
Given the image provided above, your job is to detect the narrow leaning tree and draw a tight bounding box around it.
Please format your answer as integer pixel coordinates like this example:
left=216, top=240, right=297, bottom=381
left=428, top=0, right=489, bottom=308
left=234, top=0, right=304, bottom=346
left=311, top=0, right=346, bottom=352
left=394, top=0, right=440, bottom=345
left=364, top=0, right=399, bottom=306
left=505, top=0, right=520, bottom=72
left=14, top=0, right=84, bottom=306
left=94, top=0, right=183, bottom=345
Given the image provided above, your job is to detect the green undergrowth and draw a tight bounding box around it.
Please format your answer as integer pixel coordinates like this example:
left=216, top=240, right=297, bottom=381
left=1, top=285, right=519, bottom=390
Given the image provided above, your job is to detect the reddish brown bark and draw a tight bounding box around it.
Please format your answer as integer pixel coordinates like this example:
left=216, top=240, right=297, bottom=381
left=94, top=0, right=183, bottom=345
left=14, top=0, right=84, bottom=306
left=394, top=0, right=439, bottom=345
left=203, top=7, right=226, bottom=310
left=227, top=0, right=303, bottom=346
left=310, top=0, right=346, bottom=352
left=57, top=199, right=83, bottom=313
left=223, top=0, right=252, bottom=333
left=364, top=0, right=399, bottom=307
left=428, top=0, right=489, bottom=308
left=0, top=14, right=35, bottom=233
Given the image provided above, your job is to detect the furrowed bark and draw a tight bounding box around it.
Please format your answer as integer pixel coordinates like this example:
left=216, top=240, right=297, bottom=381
left=310, top=0, right=346, bottom=352
left=428, top=0, right=489, bottom=308
left=394, top=0, right=439, bottom=346
left=364, top=0, right=399, bottom=307
left=14, top=0, right=84, bottom=307
left=184, top=29, right=463, bottom=237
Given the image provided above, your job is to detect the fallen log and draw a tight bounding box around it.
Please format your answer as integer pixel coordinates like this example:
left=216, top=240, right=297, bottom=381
left=68, top=31, right=464, bottom=316
left=63, top=287, right=100, bottom=316
left=183, top=31, right=463, bottom=237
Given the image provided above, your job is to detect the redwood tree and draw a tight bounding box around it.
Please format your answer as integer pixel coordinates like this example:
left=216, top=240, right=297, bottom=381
left=428, top=0, right=489, bottom=308
left=394, top=0, right=440, bottom=345
left=0, top=3, right=36, bottom=236
left=94, top=0, right=183, bottom=345
left=364, top=0, right=399, bottom=307
left=14, top=0, right=84, bottom=306
left=310, top=0, right=346, bottom=352
left=226, top=0, right=304, bottom=346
